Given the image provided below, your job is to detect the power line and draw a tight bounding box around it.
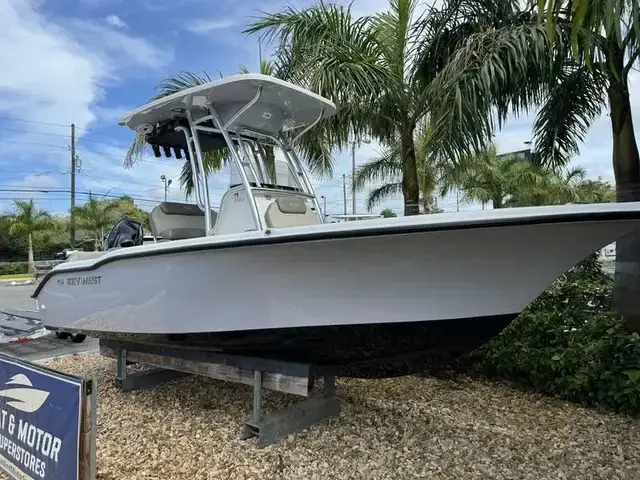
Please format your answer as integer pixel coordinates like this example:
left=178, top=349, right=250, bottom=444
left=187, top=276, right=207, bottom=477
left=0, top=116, right=117, bottom=139
left=0, top=116, right=70, bottom=128
left=0, top=139, right=183, bottom=166
left=0, top=140, right=68, bottom=149
left=0, top=188, right=170, bottom=204
left=0, top=127, right=70, bottom=138
left=0, top=125, right=134, bottom=149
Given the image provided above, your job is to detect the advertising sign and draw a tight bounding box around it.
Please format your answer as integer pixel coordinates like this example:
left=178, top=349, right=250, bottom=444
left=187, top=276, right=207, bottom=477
left=0, top=353, right=82, bottom=480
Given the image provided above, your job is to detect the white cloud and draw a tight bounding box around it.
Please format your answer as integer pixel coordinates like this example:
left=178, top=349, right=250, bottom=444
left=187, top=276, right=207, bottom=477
left=93, top=105, right=132, bottom=124
left=0, top=1, right=173, bottom=130
left=68, top=20, right=173, bottom=73
left=186, top=19, right=237, bottom=35
left=10, top=173, right=62, bottom=190
left=0, top=0, right=176, bottom=212
left=105, top=14, right=127, bottom=29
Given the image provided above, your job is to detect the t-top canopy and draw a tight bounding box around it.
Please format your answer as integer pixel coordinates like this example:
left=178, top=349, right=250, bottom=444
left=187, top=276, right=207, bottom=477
left=119, top=74, right=334, bottom=233
left=119, top=74, right=336, bottom=157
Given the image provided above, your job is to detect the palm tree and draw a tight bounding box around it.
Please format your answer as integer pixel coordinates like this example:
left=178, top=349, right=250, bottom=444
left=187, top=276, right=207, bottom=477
left=442, top=146, right=551, bottom=209
left=423, top=0, right=634, bottom=189
left=246, top=0, right=445, bottom=215
left=353, top=123, right=441, bottom=213
left=113, top=196, right=150, bottom=229
left=506, top=166, right=587, bottom=207
left=418, top=0, right=640, bottom=330
left=126, top=61, right=335, bottom=200
left=73, top=198, right=120, bottom=251
left=574, top=178, right=616, bottom=203
left=8, top=199, right=53, bottom=273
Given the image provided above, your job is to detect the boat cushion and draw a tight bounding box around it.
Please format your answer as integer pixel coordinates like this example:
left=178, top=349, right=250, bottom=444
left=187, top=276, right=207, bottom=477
left=264, top=197, right=319, bottom=229
left=275, top=196, right=307, bottom=214
left=150, top=202, right=216, bottom=240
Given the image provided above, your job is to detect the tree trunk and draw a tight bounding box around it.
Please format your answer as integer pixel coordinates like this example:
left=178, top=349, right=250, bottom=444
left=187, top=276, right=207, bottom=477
left=401, top=129, right=420, bottom=216
left=94, top=232, right=99, bottom=251
left=492, top=197, right=504, bottom=209
left=27, top=233, right=35, bottom=274
left=607, top=46, right=640, bottom=332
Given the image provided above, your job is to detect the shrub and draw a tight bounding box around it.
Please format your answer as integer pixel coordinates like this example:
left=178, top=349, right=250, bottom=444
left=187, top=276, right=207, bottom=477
left=469, top=253, right=640, bottom=415
left=0, top=262, right=29, bottom=276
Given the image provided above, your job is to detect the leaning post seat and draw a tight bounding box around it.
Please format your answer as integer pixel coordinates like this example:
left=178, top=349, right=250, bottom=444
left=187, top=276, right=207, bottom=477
left=149, top=202, right=217, bottom=240
left=264, top=197, right=320, bottom=229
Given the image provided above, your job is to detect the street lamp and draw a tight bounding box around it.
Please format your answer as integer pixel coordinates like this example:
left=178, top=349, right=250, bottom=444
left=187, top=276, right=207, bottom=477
left=351, top=137, right=371, bottom=215
left=160, top=174, right=172, bottom=202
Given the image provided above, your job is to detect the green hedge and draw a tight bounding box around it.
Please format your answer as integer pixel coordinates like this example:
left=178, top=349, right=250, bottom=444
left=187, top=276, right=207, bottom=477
left=467, top=254, right=640, bottom=415
left=0, top=262, right=29, bottom=276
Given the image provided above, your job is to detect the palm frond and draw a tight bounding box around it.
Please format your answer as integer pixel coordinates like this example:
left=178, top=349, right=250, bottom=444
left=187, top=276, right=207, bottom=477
left=539, top=0, right=635, bottom=61
left=531, top=65, right=607, bottom=166
left=365, top=182, right=403, bottom=211
left=371, top=0, right=418, bottom=81
left=245, top=1, right=396, bottom=149
left=8, top=199, right=53, bottom=236
left=354, top=144, right=403, bottom=190
left=179, top=149, right=231, bottom=199
left=425, top=17, right=571, bottom=164
left=8, top=223, right=29, bottom=237
left=152, top=71, right=214, bottom=101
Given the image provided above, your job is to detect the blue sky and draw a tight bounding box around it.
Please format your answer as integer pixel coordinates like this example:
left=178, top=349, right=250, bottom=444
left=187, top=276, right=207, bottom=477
left=0, top=0, right=635, bottom=218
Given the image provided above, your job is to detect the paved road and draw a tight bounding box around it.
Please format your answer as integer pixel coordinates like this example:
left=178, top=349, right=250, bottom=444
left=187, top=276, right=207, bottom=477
left=0, top=283, right=98, bottom=361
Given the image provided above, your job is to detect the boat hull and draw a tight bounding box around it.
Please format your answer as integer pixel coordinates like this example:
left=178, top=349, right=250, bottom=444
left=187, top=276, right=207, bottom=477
left=33, top=213, right=640, bottom=377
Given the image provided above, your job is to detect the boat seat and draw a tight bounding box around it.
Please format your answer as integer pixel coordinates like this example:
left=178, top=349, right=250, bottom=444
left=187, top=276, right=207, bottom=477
left=264, top=197, right=319, bottom=229
left=150, top=202, right=217, bottom=240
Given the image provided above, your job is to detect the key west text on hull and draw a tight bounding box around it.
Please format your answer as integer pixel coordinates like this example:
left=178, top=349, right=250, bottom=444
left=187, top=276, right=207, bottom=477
left=31, top=74, right=640, bottom=377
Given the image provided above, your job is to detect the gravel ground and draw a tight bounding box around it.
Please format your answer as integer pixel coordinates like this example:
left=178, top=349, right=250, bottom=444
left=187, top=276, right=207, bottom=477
left=17, top=354, right=640, bottom=479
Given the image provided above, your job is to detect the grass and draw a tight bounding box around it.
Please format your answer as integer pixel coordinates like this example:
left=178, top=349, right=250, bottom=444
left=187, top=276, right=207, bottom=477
left=0, top=273, right=34, bottom=281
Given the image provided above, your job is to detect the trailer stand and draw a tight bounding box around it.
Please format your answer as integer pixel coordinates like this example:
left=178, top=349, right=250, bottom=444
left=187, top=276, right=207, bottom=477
left=101, top=340, right=341, bottom=446
left=115, top=346, right=190, bottom=391
left=241, top=372, right=340, bottom=447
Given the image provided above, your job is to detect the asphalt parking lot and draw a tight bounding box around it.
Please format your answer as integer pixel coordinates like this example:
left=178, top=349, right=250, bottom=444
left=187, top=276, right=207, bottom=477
left=0, top=282, right=98, bottom=361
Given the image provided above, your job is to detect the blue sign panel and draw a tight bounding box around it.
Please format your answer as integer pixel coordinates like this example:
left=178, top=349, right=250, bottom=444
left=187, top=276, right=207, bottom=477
left=0, top=353, right=82, bottom=480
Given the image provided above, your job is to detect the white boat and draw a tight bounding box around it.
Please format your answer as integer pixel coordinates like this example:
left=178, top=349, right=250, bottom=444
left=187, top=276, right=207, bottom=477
left=31, top=74, right=640, bottom=377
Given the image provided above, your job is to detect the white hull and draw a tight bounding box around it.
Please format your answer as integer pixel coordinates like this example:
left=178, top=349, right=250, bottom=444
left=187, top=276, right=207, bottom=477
left=35, top=205, right=640, bottom=335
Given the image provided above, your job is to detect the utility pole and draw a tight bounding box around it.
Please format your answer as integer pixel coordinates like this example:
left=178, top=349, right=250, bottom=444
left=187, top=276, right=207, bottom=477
left=321, top=195, right=327, bottom=219
left=70, top=123, right=76, bottom=248
left=342, top=174, right=347, bottom=215
left=350, top=137, right=370, bottom=216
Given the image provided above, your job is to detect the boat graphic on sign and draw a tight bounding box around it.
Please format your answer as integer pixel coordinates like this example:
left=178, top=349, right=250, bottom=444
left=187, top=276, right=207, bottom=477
left=0, top=374, right=50, bottom=413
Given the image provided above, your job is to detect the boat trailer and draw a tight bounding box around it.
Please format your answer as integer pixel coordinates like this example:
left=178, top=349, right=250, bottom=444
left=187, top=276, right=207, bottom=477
left=99, top=339, right=340, bottom=447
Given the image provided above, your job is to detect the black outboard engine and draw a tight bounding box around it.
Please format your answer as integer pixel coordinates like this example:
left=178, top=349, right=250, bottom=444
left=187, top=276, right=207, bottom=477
left=104, top=218, right=144, bottom=250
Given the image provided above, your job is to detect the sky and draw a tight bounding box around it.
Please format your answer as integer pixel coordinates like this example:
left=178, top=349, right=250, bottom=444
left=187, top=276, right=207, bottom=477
left=0, top=0, right=637, bottom=219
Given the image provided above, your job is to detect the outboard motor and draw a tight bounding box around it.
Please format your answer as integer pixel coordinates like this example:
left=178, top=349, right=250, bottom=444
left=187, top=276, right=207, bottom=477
left=104, top=218, right=144, bottom=250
